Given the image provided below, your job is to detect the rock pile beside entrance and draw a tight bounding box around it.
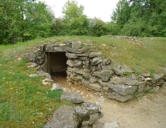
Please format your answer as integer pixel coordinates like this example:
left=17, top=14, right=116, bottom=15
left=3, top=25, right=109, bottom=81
left=44, top=92, right=103, bottom=128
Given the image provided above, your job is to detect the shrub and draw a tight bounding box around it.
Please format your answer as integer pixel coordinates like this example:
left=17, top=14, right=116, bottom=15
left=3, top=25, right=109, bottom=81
left=89, top=18, right=107, bottom=36
left=105, top=22, right=121, bottom=35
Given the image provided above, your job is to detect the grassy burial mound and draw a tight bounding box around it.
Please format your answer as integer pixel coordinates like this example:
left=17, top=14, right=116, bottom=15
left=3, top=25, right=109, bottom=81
left=0, top=36, right=166, bottom=128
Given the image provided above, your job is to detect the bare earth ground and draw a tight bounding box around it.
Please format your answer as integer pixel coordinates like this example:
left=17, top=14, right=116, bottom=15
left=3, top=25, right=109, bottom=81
left=53, top=76, right=166, bottom=128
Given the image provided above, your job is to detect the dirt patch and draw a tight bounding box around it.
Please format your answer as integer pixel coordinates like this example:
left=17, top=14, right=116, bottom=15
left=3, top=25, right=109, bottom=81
left=53, top=76, right=166, bottom=128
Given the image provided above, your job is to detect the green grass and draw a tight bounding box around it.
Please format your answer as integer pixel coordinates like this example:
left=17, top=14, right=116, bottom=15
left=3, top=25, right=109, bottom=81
left=0, top=48, right=65, bottom=127
left=0, top=35, right=166, bottom=128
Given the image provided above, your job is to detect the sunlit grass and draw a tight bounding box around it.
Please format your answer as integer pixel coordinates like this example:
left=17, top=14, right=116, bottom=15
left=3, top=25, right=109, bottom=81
left=0, top=56, right=64, bottom=128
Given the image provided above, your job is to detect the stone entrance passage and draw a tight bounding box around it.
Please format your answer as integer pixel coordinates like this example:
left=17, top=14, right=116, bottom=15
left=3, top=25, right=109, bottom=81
left=47, top=52, right=67, bottom=76
left=33, top=40, right=166, bottom=102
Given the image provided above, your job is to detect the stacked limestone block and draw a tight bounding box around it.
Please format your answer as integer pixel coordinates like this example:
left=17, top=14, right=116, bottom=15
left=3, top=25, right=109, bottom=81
left=65, top=41, right=111, bottom=93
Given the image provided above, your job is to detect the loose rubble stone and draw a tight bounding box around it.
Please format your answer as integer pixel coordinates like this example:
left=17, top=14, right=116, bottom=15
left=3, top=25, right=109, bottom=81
left=76, top=102, right=102, bottom=127
left=44, top=106, right=78, bottom=128
left=42, top=78, right=54, bottom=85
left=61, top=92, right=84, bottom=104
left=44, top=100, right=103, bottom=128
left=29, top=74, right=38, bottom=77
left=51, top=83, right=63, bottom=91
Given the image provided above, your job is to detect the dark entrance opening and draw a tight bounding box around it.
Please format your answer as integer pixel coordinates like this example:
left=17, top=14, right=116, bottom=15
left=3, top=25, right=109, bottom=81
left=47, top=52, right=67, bottom=77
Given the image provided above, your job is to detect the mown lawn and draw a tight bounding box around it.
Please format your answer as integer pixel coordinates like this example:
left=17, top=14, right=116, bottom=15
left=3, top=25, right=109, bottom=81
left=0, top=35, right=166, bottom=128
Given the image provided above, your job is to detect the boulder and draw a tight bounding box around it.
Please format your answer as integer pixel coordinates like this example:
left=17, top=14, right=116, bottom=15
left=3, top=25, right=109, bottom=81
left=109, top=84, right=137, bottom=96
left=75, top=102, right=102, bottom=127
left=44, top=106, right=78, bottom=128
left=61, top=92, right=84, bottom=104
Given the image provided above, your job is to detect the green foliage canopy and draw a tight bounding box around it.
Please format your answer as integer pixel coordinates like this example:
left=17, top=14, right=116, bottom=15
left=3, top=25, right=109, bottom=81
left=112, top=0, right=166, bottom=37
left=0, top=0, right=54, bottom=44
left=62, top=0, right=89, bottom=35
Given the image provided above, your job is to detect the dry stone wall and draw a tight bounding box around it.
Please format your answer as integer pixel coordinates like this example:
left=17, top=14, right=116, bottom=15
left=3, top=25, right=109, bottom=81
left=29, top=40, right=166, bottom=102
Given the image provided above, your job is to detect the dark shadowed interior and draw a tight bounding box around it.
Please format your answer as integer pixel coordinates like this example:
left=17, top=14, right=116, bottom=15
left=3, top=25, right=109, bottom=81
left=47, top=52, right=67, bottom=77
